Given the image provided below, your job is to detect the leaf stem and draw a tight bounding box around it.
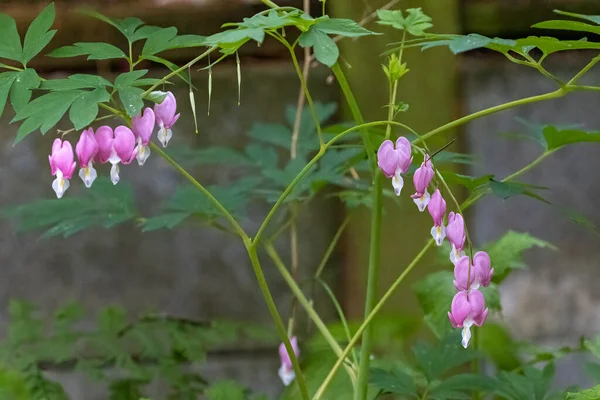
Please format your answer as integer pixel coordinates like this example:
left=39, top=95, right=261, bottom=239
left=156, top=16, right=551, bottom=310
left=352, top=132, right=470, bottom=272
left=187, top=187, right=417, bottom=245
left=247, top=244, right=310, bottom=400
left=266, top=244, right=358, bottom=380
left=567, top=54, right=600, bottom=86
left=261, top=0, right=279, bottom=8
left=149, top=142, right=248, bottom=241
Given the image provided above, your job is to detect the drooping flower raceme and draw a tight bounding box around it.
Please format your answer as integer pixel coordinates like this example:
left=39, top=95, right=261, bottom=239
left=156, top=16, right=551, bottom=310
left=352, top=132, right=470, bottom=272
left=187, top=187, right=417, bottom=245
left=377, top=137, right=412, bottom=196
left=278, top=336, right=300, bottom=386
left=95, top=125, right=137, bottom=185
left=411, top=156, right=434, bottom=212
left=48, top=139, right=76, bottom=199
left=428, top=189, right=446, bottom=246
left=447, top=212, right=466, bottom=264
left=75, top=128, right=99, bottom=188
left=448, top=289, right=488, bottom=348
left=132, top=107, right=155, bottom=166
left=154, top=91, right=180, bottom=147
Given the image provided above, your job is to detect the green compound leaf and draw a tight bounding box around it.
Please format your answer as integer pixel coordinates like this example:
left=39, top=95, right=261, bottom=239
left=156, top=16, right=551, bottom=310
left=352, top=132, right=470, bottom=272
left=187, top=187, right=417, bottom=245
left=313, top=17, right=380, bottom=37
left=9, top=68, right=41, bottom=115
left=48, top=42, right=127, bottom=60
left=377, top=7, right=433, bottom=36
left=22, top=3, right=57, bottom=65
left=369, top=367, right=418, bottom=398
left=69, top=87, right=110, bottom=130
left=0, top=13, right=23, bottom=61
left=299, top=27, right=339, bottom=67
left=554, top=10, right=600, bottom=25
left=2, top=178, right=137, bottom=238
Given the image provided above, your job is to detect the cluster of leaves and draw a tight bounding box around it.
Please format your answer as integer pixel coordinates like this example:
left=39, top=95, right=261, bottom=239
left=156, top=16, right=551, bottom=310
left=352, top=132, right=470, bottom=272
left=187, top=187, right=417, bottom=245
left=205, top=8, right=379, bottom=67
left=0, top=299, right=273, bottom=400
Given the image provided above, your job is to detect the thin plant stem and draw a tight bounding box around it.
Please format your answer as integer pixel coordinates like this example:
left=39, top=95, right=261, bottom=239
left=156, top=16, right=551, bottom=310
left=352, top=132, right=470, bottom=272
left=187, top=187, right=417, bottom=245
left=248, top=244, right=310, bottom=400
left=314, top=241, right=434, bottom=400
left=253, top=120, right=418, bottom=245
left=567, top=54, right=600, bottom=86
left=266, top=244, right=358, bottom=381
left=149, top=142, right=248, bottom=241
left=261, top=0, right=279, bottom=8
left=314, top=215, right=351, bottom=279
left=141, top=46, right=217, bottom=97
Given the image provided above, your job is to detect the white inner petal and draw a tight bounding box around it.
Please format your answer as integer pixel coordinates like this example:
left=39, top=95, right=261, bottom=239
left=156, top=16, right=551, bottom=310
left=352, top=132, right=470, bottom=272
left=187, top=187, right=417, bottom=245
left=278, top=365, right=296, bottom=386
left=391, top=172, right=404, bottom=196
left=461, top=326, right=472, bottom=349
left=158, top=127, right=173, bottom=148
left=430, top=225, right=446, bottom=246
left=413, top=190, right=430, bottom=212
left=79, top=163, right=97, bottom=188
left=52, top=171, right=69, bottom=199
left=110, top=164, right=120, bottom=185
left=136, top=145, right=151, bottom=166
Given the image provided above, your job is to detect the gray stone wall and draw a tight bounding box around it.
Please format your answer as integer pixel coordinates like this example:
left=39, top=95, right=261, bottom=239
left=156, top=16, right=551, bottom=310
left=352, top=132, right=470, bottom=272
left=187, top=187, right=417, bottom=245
left=465, top=53, right=600, bottom=389
left=0, top=63, right=340, bottom=398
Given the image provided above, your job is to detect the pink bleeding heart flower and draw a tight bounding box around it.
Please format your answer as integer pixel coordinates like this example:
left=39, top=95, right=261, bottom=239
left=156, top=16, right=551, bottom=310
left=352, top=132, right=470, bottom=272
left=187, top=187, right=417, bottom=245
left=132, top=107, right=156, bottom=166
left=278, top=336, right=300, bottom=386
left=428, top=189, right=446, bottom=246
left=447, top=212, right=466, bottom=264
left=473, top=251, right=494, bottom=288
left=448, top=289, right=488, bottom=348
left=95, top=125, right=137, bottom=185
left=376, top=136, right=412, bottom=196
left=453, top=253, right=494, bottom=291
left=75, top=128, right=99, bottom=188
left=411, top=156, right=434, bottom=212
left=153, top=91, right=180, bottom=147
left=48, top=138, right=76, bottom=199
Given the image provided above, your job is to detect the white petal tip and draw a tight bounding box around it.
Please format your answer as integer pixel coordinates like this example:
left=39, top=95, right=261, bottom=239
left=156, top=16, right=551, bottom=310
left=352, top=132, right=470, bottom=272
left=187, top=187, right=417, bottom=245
left=278, top=365, right=295, bottom=386
left=461, top=327, right=471, bottom=348
left=136, top=145, right=151, bottom=166
left=52, top=176, right=69, bottom=199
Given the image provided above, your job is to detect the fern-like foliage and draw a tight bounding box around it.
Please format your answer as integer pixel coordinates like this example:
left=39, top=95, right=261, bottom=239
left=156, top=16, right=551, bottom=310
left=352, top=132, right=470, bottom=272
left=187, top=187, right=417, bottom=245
left=0, top=300, right=274, bottom=399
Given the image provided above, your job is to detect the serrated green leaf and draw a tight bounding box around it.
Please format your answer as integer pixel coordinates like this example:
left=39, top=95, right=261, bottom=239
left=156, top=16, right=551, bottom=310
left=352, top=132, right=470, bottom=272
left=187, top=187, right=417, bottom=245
left=115, top=70, right=148, bottom=87
left=299, top=27, right=339, bottom=67
left=496, top=364, right=557, bottom=400
left=205, top=381, right=245, bottom=400
left=144, top=55, right=194, bottom=86
left=2, top=177, right=137, bottom=236
left=369, top=368, right=418, bottom=397
left=0, top=14, right=23, bottom=61
left=532, top=20, right=600, bottom=35
left=0, top=72, right=17, bottom=119
left=22, top=3, right=56, bottom=65
left=439, top=171, right=493, bottom=191
left=489, top=180, right=549, bottom=203
left=377, top=8, right=433, bottom=36
left=412, top=333, right=480, bottom=382
left=142, top=27, right=206, bottom=55
left=484, top=231, right=556, bottom=283
left=41, top=74, right=113, bottom=91
left=421, top=34, right=516, bottom=54
left=78, top=9, right=146, bottom=43
left=205, top=28, right=265, bottom=46
left=10, top=68, right=41, bottom=114
left=48, top=42, right=127, bottom=60
left=563, top=385, right=600, bottom=400
left=130, top=25, right=162, bottom=42
left=314, top=17, right=380, bottom=37
left=69, top=87, right=110, bottom=129
left=142, top=213, right=190, bottom=231
left=238, top=9, right=300, bottom=30
left=554, top=10, right=600, bottom=25
left=413, top=271, right=456, bottom=339
left=99, top=306, right=128, bottom=334
left=543, top=126, right=600, bottom=151
left=118, top=86, right=145, bottom=117
left=429, top=374, right=501, bottom=399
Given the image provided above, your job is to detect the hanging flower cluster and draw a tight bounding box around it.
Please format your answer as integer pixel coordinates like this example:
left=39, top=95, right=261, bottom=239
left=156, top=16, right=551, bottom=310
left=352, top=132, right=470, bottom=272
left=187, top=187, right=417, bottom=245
left=377, top=137, right=494, bottom=348
left=47, top=92, right=179, bottom=198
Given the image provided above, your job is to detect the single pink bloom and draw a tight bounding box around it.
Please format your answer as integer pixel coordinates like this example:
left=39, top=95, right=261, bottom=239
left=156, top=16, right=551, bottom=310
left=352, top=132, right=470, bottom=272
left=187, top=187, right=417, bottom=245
left=448, top=290, right=488, bottom=348
left=411, top=156, right=434, bottom=212
left=48, top=138, right=76, bottom=198
left=94, top=125, right=137, bottom=185
left=75, top=128, right=99, bottom=188
left=447, top=212, right=466, bottom=264
left=154, top=91, right=180, bottom=147
left=428, top=189, right=446, bottom=246
left=132, top=107, right=155, bottom=166
left=278, top=336, right=300, bottom=386
left=473, top=251, right=494, bottom=288
left=376, top=137, right=412, bottom=196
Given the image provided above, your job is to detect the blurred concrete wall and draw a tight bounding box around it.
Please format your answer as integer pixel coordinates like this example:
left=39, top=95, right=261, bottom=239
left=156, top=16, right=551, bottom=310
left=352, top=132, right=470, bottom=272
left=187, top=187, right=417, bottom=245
left=0, top=63, right=340, bottom=398
left=465, top=53, right=600, bottom=389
